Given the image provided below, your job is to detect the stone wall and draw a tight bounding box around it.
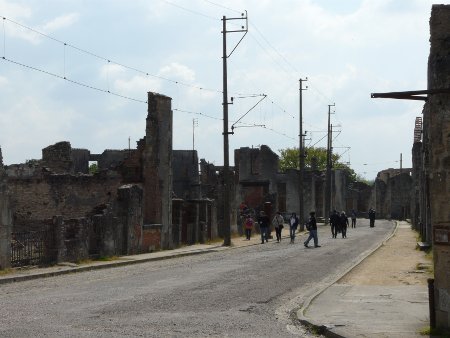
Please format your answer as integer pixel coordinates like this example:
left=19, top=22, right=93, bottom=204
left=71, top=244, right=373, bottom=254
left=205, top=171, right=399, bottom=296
left=427, top=5, right=450, bottom=329
left=9, top=171, right=122, bottom=224
left=173, top=150, right=200, bottom=200
left=117, top=184, right=144, bottom=255
left=143, top=92, right=173, bottom=249
left=97, top=149, right=130, bottom=171
left=42, top=142, right=74, bottom=174
left=142, top=224, right=161, bottom=252
left=72, top=148, right=90, bottom=174
left=0, top=148, right=12, bottom=269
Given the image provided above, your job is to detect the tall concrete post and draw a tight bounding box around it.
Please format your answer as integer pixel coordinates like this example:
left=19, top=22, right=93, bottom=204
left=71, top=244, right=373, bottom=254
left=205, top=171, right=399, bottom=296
left=143, top=92, right=173, bottom=250
left=0, top=147, right=12, bottom=269
left=427, top=5, right=450, bottom=330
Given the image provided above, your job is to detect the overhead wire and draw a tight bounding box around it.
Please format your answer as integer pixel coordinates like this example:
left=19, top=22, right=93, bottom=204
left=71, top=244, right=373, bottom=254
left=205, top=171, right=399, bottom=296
left=161, top=0, right=218, bottom=20
left=1, top=4, right=338, bottom=145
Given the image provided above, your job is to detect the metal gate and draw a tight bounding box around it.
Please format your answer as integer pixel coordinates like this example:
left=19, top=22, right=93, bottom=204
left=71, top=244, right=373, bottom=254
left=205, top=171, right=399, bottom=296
left=11, top=230, right=56, bottom=267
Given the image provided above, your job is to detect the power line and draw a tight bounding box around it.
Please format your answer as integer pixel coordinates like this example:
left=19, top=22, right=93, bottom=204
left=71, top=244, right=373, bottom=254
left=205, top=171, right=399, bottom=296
left=161, top=0, right=218, bottom=20
left=202, top=0, right=242, bottom=14
left=1, top=16, right=225, bottom=95
left=2, top=54, right=298, bottom=141
left=2, top=56, right=147, bottom=103
left=0, top=13, right=333, bottom=144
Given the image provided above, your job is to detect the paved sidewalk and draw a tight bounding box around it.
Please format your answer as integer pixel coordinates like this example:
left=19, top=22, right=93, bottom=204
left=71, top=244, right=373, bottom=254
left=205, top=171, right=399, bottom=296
left=0, top=227, right=296, bottom=285
left=298, top=221, right=432, bottom=338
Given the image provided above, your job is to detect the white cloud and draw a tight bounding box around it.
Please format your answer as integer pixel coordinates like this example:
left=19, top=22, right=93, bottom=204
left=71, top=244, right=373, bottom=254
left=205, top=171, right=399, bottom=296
left=99, top=63, right=126, bottom=79
left=0, top=0, right=32, bottom=20
left=41, top=13, right=80, bottom=33
left=0, top=76, right=8, bottom=86
left=159, top=62, right=196, bottom=82
left=114, top=75, right=162, bottom=95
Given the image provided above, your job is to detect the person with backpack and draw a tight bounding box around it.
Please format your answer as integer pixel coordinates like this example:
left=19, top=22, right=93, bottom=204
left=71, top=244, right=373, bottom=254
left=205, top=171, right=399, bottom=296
left=304, top=211, right=320, bottom=248
left=272, top=211, right=284, bottom=243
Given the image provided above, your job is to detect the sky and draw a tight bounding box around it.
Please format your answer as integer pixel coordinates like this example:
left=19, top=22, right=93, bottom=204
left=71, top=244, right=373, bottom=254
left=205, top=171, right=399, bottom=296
left=0, top=0, right=439, bottom=179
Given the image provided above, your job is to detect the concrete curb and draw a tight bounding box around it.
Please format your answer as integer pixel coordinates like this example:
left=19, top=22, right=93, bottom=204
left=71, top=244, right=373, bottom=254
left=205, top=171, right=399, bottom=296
left=296, top=220, right=399, bottom=338
left=0, top=232, right=303, bottom=285
left=0, top=247, right=222, bottom=285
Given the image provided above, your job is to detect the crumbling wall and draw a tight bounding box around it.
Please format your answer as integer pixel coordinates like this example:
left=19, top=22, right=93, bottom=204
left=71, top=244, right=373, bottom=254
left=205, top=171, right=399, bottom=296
left=388, top=172, right=412, bottom=220
left=9, top=171, right=122, bottom=224
left=42, top=142, right=74, bottom=174
left=72, top=148, right=90, bottom=174
left=234, top=145, right=278, bottom=216
left=0, top=148, right=12, bottom=269
left=117, top=184, right=144, bottom=255
left=332, top=169, right=347, bottom=213
left=427, top=4, right=450, bottom=329
left=173, top=150, right=200, bottom=200
left=142, top=92, right=173, bottom=249
left=97, top=149, right=130, bottom=170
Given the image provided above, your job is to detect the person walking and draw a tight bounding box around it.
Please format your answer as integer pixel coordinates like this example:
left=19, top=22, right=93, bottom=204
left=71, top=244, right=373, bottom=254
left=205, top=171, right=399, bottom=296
left=304, top=211, right=320, bottom=248
left=272, top=211, right=284, bottom=243
left=340, top=211, right=349, bottom=238
left=368, top=208, right=376, bottom=227
left=350, top=209, right=357, bottom=228
left=258, top=211, right=270, bottom=244
left=329, top=209, right=340, bottom=238
left=289, top=212, right=299, bottom=243
left=244, top=214, right=254, bottom=240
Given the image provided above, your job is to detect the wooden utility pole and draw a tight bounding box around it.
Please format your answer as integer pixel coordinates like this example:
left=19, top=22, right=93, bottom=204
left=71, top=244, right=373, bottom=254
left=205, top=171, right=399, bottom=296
left=221, top=12, right=248, bottom=246
left=299, top=78, right=307, bottom=229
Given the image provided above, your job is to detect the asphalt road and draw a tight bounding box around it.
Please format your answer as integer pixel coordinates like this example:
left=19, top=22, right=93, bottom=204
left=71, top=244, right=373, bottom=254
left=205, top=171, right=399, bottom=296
left=0, top=219, right=393, bottom=338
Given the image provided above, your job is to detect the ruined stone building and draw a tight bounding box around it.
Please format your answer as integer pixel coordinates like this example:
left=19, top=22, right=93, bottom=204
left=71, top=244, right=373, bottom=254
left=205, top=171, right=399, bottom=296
left=0, top=92, right=218, bottom=269
left=379, top=5, right=450, bottom=330
left=233, top=145, right=371, bottom=224
left=370, top=168, right=413, bottom=220
left=423, top=5, right=450, bottom=329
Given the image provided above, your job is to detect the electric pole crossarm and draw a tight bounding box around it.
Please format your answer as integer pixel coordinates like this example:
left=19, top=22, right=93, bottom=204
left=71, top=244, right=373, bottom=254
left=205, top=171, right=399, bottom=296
left=223, top=10, right=248, bottom=58
left=231, top=94, right=266, bottom=128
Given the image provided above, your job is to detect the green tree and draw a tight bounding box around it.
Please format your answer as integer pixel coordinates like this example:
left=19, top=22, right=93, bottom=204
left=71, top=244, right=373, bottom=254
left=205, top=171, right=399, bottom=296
left=278, top=146, right=360, bottom=184
left=89, top=162, right=98, bottom=174
left=278, top=146, right=340, bottom=172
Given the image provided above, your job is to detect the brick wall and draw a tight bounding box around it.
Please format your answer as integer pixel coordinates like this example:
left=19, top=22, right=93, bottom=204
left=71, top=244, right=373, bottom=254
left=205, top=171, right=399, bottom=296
left=142, top=225, right=161, bottom=252
left=9, top=172, right=122, bottom=224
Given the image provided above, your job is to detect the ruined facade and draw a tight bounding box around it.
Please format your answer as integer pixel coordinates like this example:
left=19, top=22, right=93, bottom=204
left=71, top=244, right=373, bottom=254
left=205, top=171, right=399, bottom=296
left=0, top=92, right=176, bottom=267
left=0, top=89, right=224, bottom=268
left=426, top=5, right=450, bottom=329
left=370, top=168, right=413, bottom=220
left=233, top=145, right=370, bottom=225
left=0, top=148, right=12, bottom=269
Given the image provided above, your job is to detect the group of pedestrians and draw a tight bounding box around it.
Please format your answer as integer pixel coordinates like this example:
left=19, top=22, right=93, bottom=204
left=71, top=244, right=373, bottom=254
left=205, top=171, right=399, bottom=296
left=329, top=209, right=350, bottom=238
left=243, top=207, right=376, bottom=245
left=243, top=210, right=300, bottom=244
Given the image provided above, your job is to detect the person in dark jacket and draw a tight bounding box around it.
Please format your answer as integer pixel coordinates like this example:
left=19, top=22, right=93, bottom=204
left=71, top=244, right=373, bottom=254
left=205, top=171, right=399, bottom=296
left=289, top=212, right=299, bottom=243
left=350, top=209, right=357, bottom=228
left=340, top=211, right=349, bottom=238
left=329, top=209, right=340, bottom=238
left=258, top=211, right=270, bottom=244
left=368, top=208, right=376, bottom=227
left=304, top=211, right=320, bottom=248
